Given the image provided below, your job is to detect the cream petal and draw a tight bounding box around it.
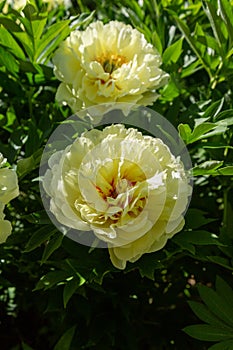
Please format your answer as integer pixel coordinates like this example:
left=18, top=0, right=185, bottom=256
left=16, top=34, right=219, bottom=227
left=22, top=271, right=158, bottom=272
left=0, top=168, right=19, bottom=204
left=0, top=219, right=12, bottom=243
left=55, top=83, right=82, bottom=111
left=166, top=218, right=185, bottom=238
left=109, top=220, right=166, bottom=266
left=108, top=248, right=127, bottom=270
left=53, top=42, right=81, bottom=84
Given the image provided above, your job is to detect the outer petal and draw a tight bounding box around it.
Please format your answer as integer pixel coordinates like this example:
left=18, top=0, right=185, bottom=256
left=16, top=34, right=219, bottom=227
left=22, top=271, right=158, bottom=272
left=0, top=168, right=19, bottom=204
left=0, top=219, right=12, bottom=244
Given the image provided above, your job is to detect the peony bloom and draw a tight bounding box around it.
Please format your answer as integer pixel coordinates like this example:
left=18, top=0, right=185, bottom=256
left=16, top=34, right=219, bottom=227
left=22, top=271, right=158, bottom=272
left=0, top=154, right=19, bottom=244
left=52, top=21, right=169, bottom=113
left=43, top=124, right=191, bottom=269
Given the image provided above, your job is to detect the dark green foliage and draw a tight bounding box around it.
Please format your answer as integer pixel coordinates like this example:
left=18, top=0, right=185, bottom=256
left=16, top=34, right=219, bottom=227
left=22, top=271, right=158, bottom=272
left=0, top=0, right=233, bottom=349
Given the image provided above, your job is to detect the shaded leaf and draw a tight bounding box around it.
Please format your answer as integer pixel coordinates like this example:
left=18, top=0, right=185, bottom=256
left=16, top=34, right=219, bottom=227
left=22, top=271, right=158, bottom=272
left=41, top=232, right=64, bottom=264
left=63, top=276, right=85, bottom=308
left=54, top=326, right=76, bottom=350
left=0, top=46, right=19, bottom=75
left=216, top=276, right=233, bottom=304
left=198, top=285, right=233, bottom=327
left=174, top=230, right=224, bottom=246
left=24, top=226, right=57, bottom=253
left=188, top=301, right=232, bottom=330
left=207, top=256, right=233, bottom=270
left=21, top=342, right=34, bottom=350
left=185, top=209, right=216, bottom=229
left=208, top=340, right=233, bottom=350
left=183, top=324, right=233, bottom=341
left=34, top=270, right=71, bottom=291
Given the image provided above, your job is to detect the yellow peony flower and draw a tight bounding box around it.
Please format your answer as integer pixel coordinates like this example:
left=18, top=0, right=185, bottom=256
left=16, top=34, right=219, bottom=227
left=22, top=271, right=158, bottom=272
left=0, top=154, right=19, bottom=244
left=43, top=124, right=191, bottom=269
left=53, top=21, right=169, bottom=113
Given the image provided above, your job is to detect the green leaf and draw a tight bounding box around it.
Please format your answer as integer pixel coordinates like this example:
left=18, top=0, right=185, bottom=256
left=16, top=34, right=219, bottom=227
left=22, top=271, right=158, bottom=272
left=192, top=161, right=224, bottom=176
left=181, top=59, right=202, bottom=78
left=23, top=3, right=37, bottom=19
left=163, top=38, right=183, bottom=65
left=0, top=27, right=25, bottom=60
left=23, top=210, right=50, bottom=225
left=188, top=301, right=232, bottom=330
left=17, top=148, right=42, bottom=179
left=0, top=46, right=19, bottom=75
left=203, top=1, right=226, bottom=48
left=208, top=340, right=233, bottom=350
left=174, top=230, right=224, bottom=246
left=214, top=109, right=233, bottom=123
left=202, top=98, right=225, bottom=119
left=169, top=11, right=212, bottom=79
left=191, top=123, right=225, bottom=143
left=218, top=0, right=233, bottom=44
left=193, top=163, right=233, bottom=176
left=217, top=167, right=233, bottom=176
left=216, top=276, right=233, bottom=304
left=35, top=20, right=70, bottom=63
left=151, top=29, right=163, bottom=55
left=0, top=16, right=23, bottom=32
left=207, top=256, right=233, bottom=270
left=32, top=16, right=47, bottom=42
left=172, top=236, right=195, bottom=254
left=24, top=226, right=57, bottom=253
left=0, top=108, right=17, bottom=132
left=160, top=77, right=180, bottom=101
left=198, top=285, right=233, bottom=327
left=54, top=326, right=76, bottom=350
left=70, top=11, right=95, bottom=29
left=137, top=254, right=164, bottom=280
left=41, top=232, right=64, bottom=264
left=183, top=324, right=233, bottom=341
left=13, top=30, right=34, bottom=59
left=21, top=342, right=34, bottom=350
left=197, top=34, right=219, bottom=53
left=21, top=6, right=48, bottom=58
left=34, top=270, right=71, bottom=291
left=178, top=121, right=227, bottom=145
left=178, top=123, right=192, bottom=143
left=185, top=209, right=216, bottom=229
left=63, top=277, right=84, bottom=308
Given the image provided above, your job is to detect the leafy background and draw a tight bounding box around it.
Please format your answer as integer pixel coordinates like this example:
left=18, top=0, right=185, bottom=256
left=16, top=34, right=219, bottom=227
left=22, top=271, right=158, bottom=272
left=0, top=0, right=233, bottom=349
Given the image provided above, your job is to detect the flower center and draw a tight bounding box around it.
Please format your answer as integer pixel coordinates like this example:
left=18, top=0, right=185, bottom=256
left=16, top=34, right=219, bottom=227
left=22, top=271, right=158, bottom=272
left=96, top=53, right=128, bottom=74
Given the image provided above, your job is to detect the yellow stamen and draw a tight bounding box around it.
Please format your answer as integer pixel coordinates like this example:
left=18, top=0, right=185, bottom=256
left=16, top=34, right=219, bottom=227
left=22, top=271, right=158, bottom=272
left=96, top=53, right=128, bottom=74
